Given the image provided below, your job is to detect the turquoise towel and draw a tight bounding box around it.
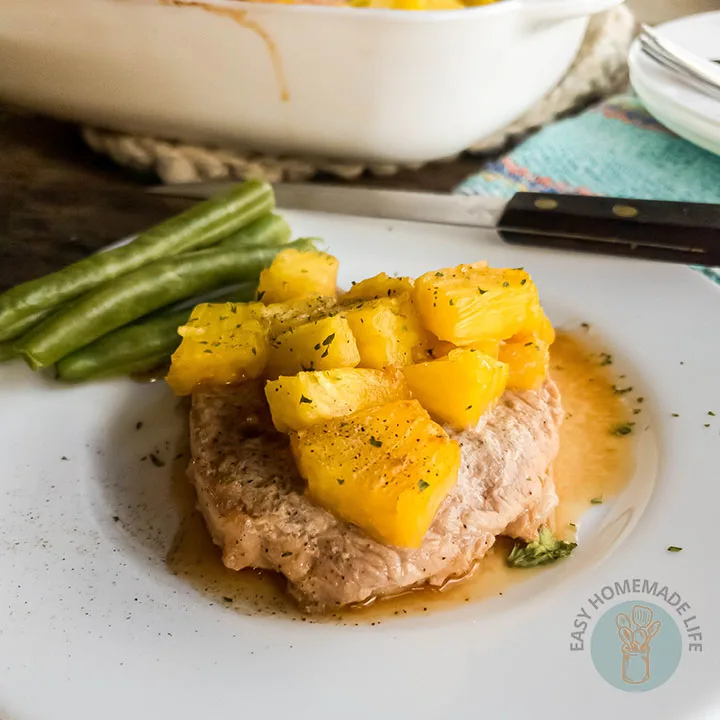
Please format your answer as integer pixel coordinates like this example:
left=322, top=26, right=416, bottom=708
left=455, top=95, right=720, bottom=283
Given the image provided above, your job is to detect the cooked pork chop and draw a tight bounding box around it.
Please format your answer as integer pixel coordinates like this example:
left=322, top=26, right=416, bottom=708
left=189, top=380, right=563, bottom=612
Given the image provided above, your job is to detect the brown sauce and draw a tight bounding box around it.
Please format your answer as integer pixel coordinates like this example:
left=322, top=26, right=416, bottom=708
left=167, top=330, right=637, bottom=623
left=160, top=0, right=290, bottom=102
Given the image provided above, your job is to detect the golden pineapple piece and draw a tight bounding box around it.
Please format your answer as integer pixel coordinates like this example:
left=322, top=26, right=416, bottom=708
left=263, top=295, right=337, bottom=336
left=166, top=302, right=269, bottom=395
left=402, top=348, right=508, bottom=429
left=499, top=337, right=550, bottom=390
left=265, top=368, right=409, bottom=432
left=342, top=299, right=415, bottom=368
left=257, top=248, right=339, bottom=304
left=517, top=301, right=556, bottom=345
left=341, top=273, right=414, bottom=303
left=265, top=315, right=360, bottom=377
left=291, top=400, right=461, bottom=548
left=413, top=264, right=538, bottom=345
left=414, top=334, right=500, bottom=361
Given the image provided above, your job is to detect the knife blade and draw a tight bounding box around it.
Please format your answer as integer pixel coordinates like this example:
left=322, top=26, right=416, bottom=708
left=149, top=181, right=720, bottom=266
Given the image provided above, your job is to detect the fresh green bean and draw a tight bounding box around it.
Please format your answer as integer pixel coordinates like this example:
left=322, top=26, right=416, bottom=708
left=56, top=284, right=257, bottom=382
left=217, top=213, right=291, bottom=250
left=0, top=306, right=55, bottom=343
left=18, top=238, right=316, bottom=370
left=0, top=181, right=274, bottom=331
left=84, top=352, right=173, bottom=381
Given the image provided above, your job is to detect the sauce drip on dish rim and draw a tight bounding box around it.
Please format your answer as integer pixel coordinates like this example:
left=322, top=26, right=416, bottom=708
left=167, top=330, right=637, bottom=623
left=159, top=0, right=290, bottom=102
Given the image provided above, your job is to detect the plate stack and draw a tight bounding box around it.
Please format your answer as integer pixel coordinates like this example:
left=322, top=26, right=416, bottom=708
left=629, top=11, right=720, bottom=156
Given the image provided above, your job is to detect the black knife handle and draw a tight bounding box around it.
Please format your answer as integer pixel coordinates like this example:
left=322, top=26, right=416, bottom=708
left=497, top=192, right=720, bottom=266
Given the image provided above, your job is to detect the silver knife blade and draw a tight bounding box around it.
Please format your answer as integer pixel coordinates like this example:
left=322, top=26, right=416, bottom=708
left=148, top=181, right=507, bottom=229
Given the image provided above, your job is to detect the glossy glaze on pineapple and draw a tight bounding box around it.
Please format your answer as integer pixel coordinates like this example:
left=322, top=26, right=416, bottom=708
left=168, top=331, right=635, bottom=621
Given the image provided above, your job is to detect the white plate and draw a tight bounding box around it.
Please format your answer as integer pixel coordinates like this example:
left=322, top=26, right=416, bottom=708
left=1, top=212, right=718, bottom=719
left=629, top=11, right=720, bottom=156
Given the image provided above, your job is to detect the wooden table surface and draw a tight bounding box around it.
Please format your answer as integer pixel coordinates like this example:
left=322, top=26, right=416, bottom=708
left=0, top=107, right=491, bottom=293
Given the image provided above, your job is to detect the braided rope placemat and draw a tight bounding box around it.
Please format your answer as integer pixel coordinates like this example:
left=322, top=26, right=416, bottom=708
left=82, top=5, right=635, bottom=185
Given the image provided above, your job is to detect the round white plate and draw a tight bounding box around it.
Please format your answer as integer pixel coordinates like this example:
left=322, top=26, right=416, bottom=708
left=1, top=212, right=718, bottom=719
left=629, top=11, right=720, bottom=156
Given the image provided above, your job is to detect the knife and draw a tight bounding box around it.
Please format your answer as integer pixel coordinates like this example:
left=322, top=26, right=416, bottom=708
left=149, top=182, right=720, bottom=266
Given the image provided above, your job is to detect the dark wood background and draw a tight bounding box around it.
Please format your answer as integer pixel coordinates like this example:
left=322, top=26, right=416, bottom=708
left=0, top=107, right=492, bottom=293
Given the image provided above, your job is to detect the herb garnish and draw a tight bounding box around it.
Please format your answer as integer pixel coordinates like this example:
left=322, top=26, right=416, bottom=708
left=369, top=436, right=383, bottom=448
left=149, top=453, right=165, bottom=468
left=417, top=479, right=430, bottom=492
left=337, top=479, right=345, bottom=485
left=599, top=353, right=613, bottom=366
left=612, top=385, right=633, bottom=395
left=256, top=291, right=265, bottom=301
left=590, top=496, right=603, bottom=504
left=506, top=527, right=576, bottom=568
left=322, top=333, right=335, bottom=346
left=299, top=395, right=313, bottom=404
left=477, top=287, right=487, bottom=295
left=667, top=546, right=683, bottom=553
left=611, top=422, right=634, bottom=436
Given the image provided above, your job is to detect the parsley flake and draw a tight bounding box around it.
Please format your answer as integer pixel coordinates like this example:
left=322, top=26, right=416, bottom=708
left=299, top=395, right=313, bottom=404
left=369, top=436, right=383, bottom=448
left=611, top=422, right=633, bottom=436
left=418, top=479, right=430, bottom=492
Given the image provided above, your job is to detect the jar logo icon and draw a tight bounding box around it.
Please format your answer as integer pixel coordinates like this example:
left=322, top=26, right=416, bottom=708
left=615, top=605, right=662, bottom=684
left=591, top=600, right=682, bottom=692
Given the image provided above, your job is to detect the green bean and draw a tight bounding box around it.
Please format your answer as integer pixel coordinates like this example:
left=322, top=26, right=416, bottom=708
left=18, top=238, right=316, bottom=370
left=85, top=352, right=173, bottom=381
left=217, top=213, right=291, bottom=250
left=0, top=180, right=274, bottom=331
left=56, top=284, right=257, bottom=382
left=0, top=306, right=55, bottom=343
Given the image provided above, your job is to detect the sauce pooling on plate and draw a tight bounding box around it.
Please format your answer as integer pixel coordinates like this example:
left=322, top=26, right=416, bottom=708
left=167, top=330, right=636, bottom=623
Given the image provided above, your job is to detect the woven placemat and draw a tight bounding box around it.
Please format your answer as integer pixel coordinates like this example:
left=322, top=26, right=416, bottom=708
left=82, top=5, right=635, bottom=184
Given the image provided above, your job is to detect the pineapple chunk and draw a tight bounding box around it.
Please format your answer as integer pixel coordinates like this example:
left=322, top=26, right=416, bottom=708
left=265, top=315, right=360, bottom=377
left=499, top=337, right=550, bottom=390
left=257, top=249, right=339, bottom=304
left=516, top=301, right=556, bottom=345
left=341, top=273, right=414, bottom=303
left=265, top=368, right=409, bottom=432
left=263, top=295, right=337, bottom=336
left=166, top=302, right=269, bottom=395
left=415, top=334, right=500, bottom=361
left=291, top=400, right=461, bottom=548
left=403, top=348, right=508, bottom=429
left=342, top=299, right=415, bottom=368
left=413, top=264, right=538, bottom=345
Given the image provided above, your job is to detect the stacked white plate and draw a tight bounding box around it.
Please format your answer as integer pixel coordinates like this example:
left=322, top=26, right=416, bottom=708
left=629, top=11, right=720, bottom=156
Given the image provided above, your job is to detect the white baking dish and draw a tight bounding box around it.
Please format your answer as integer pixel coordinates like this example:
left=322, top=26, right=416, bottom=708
left=0, top=0, right=622, bottom=164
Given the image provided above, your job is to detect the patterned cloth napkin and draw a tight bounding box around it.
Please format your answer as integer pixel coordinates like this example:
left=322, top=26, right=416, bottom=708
left=455, top=94, right=720, bottom=282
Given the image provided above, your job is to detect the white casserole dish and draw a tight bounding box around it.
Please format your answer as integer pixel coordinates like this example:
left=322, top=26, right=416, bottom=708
left=0, top=0, right=622, bottom=164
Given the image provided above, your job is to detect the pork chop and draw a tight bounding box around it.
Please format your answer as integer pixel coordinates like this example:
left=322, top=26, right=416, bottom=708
left=188, top=380, right=563, bottom=612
